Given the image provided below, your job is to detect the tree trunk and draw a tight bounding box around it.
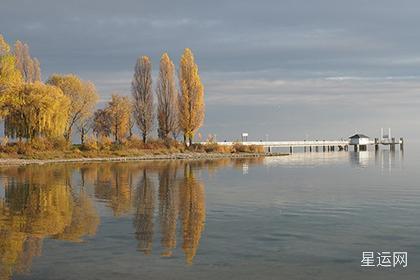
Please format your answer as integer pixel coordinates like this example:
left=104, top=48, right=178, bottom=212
left=65, top=127, right=71, bottom=142
left=188, top=136, right=192, bottom=147
left=80, top=127, right=85, bottom=145
left=142, top=133, right=147, bottom=143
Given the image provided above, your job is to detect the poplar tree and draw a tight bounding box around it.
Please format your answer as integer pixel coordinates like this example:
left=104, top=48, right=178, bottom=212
left=178, top=48, right=204, bottom=146
left=156, top=53, right=178, bottom=140
left=132, top=56, right=154, bottom=143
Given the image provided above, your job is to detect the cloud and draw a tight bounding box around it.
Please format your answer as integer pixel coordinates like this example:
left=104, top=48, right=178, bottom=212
left=204, top=76, right=420, bottom=108
left=2, top=0, right=420, bottom=139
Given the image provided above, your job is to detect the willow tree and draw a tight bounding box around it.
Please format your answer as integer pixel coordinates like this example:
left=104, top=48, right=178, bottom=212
left=105, top=94, right=132, bottom=143
left=47, top=74, right=98, bottom=142
left=132, top=56, right=154, bottom=143
left=4, top=82, right=70, bottom=140
left=156, top=53, right=178, bottom=140
left=14, top=40, right=41, bottom=83
left=0, top=34, right=23, bottom=117
left=178, top=48, right=204, bottom=146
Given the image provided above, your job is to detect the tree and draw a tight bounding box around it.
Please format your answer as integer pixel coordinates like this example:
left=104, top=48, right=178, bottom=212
left=76, top=116, right=93, bottom=145
left=156, top=53, right=178, bottom=140
left=0, top=34, right=10, bottom=55
left=47, top=74, right=98, bottom=142
left=0, top=34, right=23, bottom=117
left=14, top=40, right=41, bottom=83
left=178, top=48, right=205, bottom=146
left=105, top=94, right=132, bottom=143
left=4, top=82, right=70, bottom=140
left=132, top=56, right=154, bottom=143
left=92, top=109, right=111, bottom=138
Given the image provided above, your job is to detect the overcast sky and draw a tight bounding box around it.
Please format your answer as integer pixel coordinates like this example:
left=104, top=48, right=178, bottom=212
left=1, top=0, right=420, bottom=141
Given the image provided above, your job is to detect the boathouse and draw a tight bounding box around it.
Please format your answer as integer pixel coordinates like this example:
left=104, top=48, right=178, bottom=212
left=349, top=134, right=370, bottom=151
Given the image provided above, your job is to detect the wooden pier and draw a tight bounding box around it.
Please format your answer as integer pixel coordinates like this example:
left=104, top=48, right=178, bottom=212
left=201, top=134, right=404, bottom=153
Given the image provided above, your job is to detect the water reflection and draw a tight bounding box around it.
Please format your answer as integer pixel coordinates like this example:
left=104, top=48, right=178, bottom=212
left=264, top=149, right=404, bottom=171
left=134, top=169, right=156, bottom=255
left=158, top=164, right=179, bottom=257
left=0, top=158, right=259, bottom=279
left=179, top=164, right=206, bottom=264
left=0, top=165, right=99, bottom=280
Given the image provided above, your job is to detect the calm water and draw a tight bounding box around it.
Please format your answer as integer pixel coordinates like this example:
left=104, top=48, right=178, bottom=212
left=0, top=147, right=419, bottom=280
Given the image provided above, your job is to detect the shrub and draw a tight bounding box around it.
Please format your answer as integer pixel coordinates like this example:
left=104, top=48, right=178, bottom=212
left=124, top=136, right=145, bottom=149
left=232, top=143, right=264, bottom=153
left=203, top=143, right=232, bottom=153
left=98, top=136, right=113, bottom=150
left=248, top=145, right=265, bottom=153
left=16, top=141, right=33, bottom=155
left=189, top=143, right=205, bottom=153
left=0, top=137, right=8, bottom=147
left=203, top=143, right=219, bottom=153
left=50, top=137, right=70, bottom=150
left=82, top=136, right=99, bottom=151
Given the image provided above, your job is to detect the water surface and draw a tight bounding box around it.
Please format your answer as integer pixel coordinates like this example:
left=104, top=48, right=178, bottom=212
left=0, top=147, right=419, bottom=280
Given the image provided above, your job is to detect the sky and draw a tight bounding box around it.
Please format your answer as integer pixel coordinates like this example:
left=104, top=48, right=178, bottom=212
left=1, top=0, right=420, bottom=141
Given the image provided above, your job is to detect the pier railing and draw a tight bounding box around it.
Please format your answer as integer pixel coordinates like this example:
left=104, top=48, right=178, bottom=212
left=205, top=140, right=351, bottom=147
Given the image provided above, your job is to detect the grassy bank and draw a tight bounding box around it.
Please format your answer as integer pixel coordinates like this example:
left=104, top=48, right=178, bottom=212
left=0, top=137, right=284, bottom=162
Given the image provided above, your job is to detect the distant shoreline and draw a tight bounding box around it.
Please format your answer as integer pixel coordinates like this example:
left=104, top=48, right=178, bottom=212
left=0, top=152, right=287, bottom=166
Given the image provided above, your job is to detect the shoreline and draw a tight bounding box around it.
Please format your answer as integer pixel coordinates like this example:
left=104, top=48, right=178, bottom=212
left=0, top=152, right=287, bottom=166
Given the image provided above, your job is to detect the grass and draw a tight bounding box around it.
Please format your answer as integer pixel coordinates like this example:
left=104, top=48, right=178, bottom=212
left=0, top=137, right=269, bottom=160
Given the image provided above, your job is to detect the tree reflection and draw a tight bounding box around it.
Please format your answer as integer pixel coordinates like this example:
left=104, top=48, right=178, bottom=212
left=179, top=164, right=206, bottom=265
left=94, top=164, right=137, bottom=217
left=158, top=163, right=179, bottom=257
left=0, top=165, right=99, bottom=280
left=132, top=162, right=206, bottom=264
left=0, top=158, right=250, bottom=279
left=133, top=169, right=155, bottom=255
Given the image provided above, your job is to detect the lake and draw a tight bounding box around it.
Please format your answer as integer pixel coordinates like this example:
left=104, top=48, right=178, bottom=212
left=0, top=146, right=419, bottom=280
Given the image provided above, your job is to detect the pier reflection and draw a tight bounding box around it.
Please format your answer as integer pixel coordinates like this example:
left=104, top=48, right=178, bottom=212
left=349, top=149, right=404, bottom=170
left=0, top=158, right=260, bottom=279
left=264, top=149, right=404, bottom=170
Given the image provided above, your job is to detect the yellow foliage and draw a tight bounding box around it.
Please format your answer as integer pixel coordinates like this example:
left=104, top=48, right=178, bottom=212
left=4, top=82, right=70, bottom=139
left=105, top=94, right=132, bottom=143
left=0, top=35, right=23, bottom=117
left=178, top=48, right=205, bottom=145
left=0, top=34, right=11, bottom=54
left=14, top=40, right=41, bottom=83
left=47, top=74, right=98, bottom=140
left=179, top=164, right=206, bottom=264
